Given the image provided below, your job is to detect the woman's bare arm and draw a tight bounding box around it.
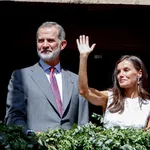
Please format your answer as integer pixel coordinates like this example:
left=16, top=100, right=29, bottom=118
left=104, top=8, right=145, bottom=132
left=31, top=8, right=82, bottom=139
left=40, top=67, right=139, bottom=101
left=76, top=35, right=108, bottom=110
left=146, top=116, right=150, bottom=131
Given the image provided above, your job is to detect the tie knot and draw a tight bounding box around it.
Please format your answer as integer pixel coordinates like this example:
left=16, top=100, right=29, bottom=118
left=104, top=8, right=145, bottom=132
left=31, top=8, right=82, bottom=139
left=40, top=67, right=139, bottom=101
left=50, top=67, right=55, bottom=74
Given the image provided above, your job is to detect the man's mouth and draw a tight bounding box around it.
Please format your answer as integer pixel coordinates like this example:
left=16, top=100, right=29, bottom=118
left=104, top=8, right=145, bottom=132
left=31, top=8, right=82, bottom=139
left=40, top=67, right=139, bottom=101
left=41, top=49, right=52, bottom=53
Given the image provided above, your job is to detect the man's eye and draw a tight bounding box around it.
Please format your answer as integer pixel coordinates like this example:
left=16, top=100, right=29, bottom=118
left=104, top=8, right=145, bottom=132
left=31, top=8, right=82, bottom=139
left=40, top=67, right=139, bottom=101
left=38, top=39, right=44, bottom=43
left=47, top=39, right=54, bottom=43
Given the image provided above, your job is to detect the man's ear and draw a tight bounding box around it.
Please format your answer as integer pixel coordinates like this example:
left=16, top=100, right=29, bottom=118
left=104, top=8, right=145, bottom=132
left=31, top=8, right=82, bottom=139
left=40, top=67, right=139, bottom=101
left=60, top=40, right=67, bottom=51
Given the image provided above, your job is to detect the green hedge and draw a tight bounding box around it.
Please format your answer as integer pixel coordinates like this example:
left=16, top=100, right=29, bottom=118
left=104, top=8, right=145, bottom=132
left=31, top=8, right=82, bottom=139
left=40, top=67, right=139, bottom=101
left=0, top=121, right=150, bottom=150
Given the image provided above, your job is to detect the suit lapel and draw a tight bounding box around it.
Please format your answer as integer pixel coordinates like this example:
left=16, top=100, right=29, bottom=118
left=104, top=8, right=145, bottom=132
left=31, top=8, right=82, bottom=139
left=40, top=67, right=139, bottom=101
left=62, top=69, right=73, bottom=113
left=30, top=63, right=58, bottom=110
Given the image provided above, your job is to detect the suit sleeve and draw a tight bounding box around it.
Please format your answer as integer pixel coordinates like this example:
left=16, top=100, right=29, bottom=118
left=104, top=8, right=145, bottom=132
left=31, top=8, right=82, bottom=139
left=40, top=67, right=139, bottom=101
left=4, top=70, right=29, bottom=132
left=78, top=94, right=89, bottom=126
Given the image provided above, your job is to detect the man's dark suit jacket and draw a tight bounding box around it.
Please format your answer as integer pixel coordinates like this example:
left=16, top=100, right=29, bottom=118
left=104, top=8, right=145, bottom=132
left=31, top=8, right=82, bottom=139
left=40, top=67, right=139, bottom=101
left=5, top=62, right=89, bottom=132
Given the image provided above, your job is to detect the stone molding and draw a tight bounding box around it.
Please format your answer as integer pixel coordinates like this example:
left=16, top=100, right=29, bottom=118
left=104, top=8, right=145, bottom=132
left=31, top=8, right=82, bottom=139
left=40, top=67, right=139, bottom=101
left=6, top=0, right=150, bottom=5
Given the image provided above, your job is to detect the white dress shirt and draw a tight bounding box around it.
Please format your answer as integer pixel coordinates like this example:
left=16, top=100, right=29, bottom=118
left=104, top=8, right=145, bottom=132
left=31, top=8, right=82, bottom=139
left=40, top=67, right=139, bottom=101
left=39, top=59, right=63, bottom=102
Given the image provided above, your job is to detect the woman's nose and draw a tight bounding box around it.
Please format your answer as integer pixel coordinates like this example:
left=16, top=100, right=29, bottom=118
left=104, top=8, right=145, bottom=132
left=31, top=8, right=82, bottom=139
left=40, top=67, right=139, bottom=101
left=119, top=71, right=125, bottom=77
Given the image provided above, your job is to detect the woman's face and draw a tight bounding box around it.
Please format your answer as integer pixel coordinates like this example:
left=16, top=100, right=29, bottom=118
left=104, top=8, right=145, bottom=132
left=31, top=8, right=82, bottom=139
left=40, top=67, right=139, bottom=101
left=117, top=60, right=141, bottom=89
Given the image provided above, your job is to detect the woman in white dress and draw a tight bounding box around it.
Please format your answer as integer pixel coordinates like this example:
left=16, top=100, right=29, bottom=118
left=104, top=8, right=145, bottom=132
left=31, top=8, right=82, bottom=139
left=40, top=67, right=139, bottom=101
left=76, top=35, right=150, bottom=130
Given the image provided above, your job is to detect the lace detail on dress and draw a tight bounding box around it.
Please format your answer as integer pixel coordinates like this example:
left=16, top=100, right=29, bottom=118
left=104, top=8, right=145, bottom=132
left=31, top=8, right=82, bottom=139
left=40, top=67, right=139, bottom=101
left=103, top=91, right=150, bottom=129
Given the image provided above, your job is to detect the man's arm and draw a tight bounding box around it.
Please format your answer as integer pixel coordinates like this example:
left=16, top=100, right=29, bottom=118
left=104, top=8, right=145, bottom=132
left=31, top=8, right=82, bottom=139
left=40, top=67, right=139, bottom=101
left=5, top=70, right=29, bottom=132
left=78, top=94, right=89, bottom=126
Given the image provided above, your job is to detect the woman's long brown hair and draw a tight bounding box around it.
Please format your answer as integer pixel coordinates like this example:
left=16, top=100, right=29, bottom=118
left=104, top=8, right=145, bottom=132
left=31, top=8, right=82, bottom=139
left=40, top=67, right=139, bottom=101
left=108, top=55, right=150, bottom=114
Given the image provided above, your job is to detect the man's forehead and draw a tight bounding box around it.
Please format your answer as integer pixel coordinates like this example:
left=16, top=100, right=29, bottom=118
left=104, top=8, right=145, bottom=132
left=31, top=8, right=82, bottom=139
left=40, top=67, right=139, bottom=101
left=38, top=27, right=59, bottom=37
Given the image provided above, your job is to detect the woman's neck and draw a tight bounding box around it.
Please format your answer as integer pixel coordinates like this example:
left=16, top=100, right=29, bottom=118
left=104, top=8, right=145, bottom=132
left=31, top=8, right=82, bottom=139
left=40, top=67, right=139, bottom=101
left=124, top=88, right=138, bottom=99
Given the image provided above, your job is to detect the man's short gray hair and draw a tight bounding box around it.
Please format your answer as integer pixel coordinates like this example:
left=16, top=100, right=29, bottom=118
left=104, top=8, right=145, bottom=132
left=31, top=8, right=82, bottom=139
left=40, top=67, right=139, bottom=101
left=36, top=21, right=66, bottom=41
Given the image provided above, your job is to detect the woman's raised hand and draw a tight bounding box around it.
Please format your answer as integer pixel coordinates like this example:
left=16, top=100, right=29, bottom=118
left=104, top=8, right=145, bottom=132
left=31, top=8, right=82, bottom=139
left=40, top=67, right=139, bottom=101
left=76, top=35, right=96, bottom=56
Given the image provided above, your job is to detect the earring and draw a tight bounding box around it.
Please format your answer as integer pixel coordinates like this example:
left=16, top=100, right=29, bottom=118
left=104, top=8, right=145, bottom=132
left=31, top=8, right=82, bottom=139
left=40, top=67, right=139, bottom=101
left=138, top=77, right=140, bottom=85
left=137, top=76, right=141, bottom=94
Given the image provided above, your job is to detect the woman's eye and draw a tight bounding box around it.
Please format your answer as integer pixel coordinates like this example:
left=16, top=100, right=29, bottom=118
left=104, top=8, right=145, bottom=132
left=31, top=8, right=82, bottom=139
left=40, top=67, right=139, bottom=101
left=124, top=68, right=129, bottom=72
left=117, top=70, right=120, bottom=75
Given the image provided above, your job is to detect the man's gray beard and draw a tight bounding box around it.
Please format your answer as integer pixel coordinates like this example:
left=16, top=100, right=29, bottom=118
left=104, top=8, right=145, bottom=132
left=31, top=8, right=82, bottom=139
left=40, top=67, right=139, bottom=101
left=37, top=47, right=61, bottom=62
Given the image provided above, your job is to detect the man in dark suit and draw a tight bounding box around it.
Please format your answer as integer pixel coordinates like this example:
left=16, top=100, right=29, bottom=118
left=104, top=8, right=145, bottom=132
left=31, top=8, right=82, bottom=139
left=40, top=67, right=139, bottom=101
left=5, top=21, right=89, bottom=134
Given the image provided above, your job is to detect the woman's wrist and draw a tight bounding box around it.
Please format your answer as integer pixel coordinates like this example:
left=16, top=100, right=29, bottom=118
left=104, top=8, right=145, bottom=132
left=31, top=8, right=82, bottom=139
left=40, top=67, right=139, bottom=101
left=80, top=53, right=89, bottom=58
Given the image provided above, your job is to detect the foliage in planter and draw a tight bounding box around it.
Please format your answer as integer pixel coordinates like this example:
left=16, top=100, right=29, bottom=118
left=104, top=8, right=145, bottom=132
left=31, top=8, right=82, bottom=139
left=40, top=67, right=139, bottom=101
left=37, top=123, right=104, bottom=150
left=0, top=122, right=38, bottom=150
left=0, top=113, right=150, bottom=150
left=37, top=122, right=150, bottom=150
left=37, top=127, right=78, bottom=150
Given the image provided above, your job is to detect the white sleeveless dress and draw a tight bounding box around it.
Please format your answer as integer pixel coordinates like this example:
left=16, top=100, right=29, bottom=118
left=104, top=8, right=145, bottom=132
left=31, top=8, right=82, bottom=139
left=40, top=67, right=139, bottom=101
left=103, top=91, right=150, bottom=129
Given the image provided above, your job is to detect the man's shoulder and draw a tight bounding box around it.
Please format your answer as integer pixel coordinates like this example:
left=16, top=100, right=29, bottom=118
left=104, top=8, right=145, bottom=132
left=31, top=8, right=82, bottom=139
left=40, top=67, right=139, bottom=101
left=63, top=69, right=78, bottom=77
left=13, top=63, right=39, bottom=74
left=20, top=63, right=39, bottom=71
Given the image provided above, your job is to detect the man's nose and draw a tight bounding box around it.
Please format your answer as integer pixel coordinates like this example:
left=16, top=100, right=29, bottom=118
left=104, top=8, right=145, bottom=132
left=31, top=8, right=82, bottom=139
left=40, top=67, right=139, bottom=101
left=43, top=40, right=49, bottom=47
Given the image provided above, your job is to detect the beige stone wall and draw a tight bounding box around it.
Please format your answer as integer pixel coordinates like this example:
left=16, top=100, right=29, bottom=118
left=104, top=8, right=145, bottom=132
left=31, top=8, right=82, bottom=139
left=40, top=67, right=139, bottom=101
left=10, top=0, right=150, bottom=5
